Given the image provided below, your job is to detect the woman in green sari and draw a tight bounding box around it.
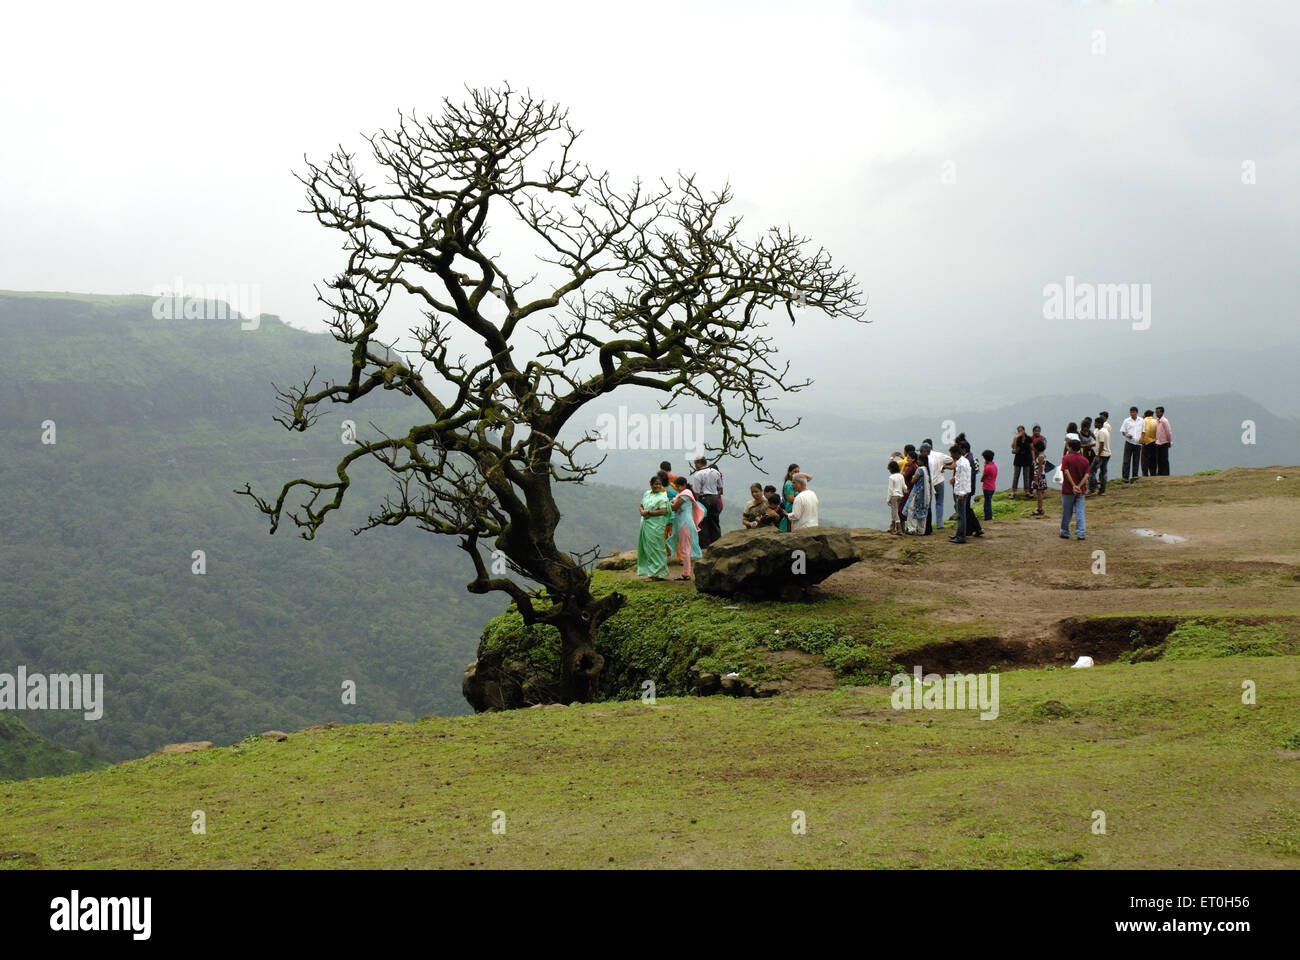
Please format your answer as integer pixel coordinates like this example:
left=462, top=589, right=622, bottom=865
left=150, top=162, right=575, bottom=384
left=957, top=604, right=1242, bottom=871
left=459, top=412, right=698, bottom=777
left=637, top=475, right=672, bottom=580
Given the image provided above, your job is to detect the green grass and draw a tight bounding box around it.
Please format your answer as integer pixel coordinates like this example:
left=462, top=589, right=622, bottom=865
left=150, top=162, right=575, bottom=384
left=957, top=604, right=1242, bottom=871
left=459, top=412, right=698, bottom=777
left=484, top=572, right=1300, bottom=697
left=481, top=572, right=997, bottom=693
left=1162, top=619, right=1299, bottom=660
left=985, top=489, right=1043, bottom=520
left=483, top=573, right=866, bottom=689
left=1, top=656, right=1296, bottom=868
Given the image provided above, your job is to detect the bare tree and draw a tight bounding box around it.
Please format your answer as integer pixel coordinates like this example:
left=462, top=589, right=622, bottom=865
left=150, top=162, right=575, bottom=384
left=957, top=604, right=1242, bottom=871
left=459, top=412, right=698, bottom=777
left=238, top=85, right=865, bottom=704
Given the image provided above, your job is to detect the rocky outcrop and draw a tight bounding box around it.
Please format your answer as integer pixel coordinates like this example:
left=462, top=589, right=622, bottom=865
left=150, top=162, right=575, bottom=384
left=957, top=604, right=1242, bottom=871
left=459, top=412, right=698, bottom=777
left=692, top=527, right=861, bottom=599
left=149, top=741, right=213, bottom=756
left=462, top=528, right=866, bottom=712
left=595, top=549, right=638, bottom=571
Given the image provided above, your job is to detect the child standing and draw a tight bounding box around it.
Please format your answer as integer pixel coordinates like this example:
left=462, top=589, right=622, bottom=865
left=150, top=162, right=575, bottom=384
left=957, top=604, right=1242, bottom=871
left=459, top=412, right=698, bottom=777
left=1031, top=438, right=1048, bottom=516
left=886, top=459, right=905, bottom=534
left=980, top=450, right=998, bottom=521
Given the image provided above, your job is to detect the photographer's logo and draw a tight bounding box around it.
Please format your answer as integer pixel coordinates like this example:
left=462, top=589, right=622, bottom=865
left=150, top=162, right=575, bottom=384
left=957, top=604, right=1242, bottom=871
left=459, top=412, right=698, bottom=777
left=50, top=891, right=151, bottom=940
left=890, top=665, right=999, bottom=720
left=151, top=276, right=262, bottom=330
left=1042, top=276, right=1151, bottom=330
left=593, top=405, right=706, bottom=457
left=0, top=667, right=103, bottom=720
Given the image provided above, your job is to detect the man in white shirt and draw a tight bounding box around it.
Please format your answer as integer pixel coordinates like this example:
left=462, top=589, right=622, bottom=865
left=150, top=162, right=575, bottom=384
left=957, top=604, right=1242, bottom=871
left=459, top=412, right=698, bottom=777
left=789, top=474, right=819, bottom=531
left=1089, top=413, right=1112, bottom=495
left=949, top=445, right=971, bottom=544
left=924, top=442, right=953, bottom=529
left=689, top=457, right=724, bottom=547
left=1119, top=406, right=1143, bottom=484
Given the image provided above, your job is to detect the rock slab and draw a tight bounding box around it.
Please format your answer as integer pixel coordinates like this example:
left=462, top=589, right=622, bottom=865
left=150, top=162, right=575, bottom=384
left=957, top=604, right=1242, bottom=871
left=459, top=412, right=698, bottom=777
left=692, top=527, right=861, bottom=598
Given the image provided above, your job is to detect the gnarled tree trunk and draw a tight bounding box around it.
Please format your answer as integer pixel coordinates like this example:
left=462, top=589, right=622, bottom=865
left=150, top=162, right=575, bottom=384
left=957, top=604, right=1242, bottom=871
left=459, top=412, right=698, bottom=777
left=554, top=590, right=625, bottom=703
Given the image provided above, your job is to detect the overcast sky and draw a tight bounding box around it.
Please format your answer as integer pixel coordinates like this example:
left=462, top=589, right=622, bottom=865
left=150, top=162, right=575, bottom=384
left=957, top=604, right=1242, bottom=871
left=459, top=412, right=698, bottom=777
left=2, top=0, right=1296, bottom=416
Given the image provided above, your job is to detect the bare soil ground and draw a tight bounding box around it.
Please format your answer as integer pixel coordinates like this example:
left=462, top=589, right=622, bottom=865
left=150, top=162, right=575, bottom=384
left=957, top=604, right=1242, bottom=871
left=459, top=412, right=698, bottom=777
left=827, top=467, right=1300, bottom=667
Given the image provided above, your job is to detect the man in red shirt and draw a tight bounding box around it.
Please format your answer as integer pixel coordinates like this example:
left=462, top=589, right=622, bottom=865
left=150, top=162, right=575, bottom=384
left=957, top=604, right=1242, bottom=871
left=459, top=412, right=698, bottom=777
left=1059, top=439, right=1090, bottom=540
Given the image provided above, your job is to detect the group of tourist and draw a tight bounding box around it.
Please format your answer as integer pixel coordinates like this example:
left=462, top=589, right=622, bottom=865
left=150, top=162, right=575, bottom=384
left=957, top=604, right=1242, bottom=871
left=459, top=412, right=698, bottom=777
left=889, top=405, right=1173, bottom=543
left=885, top=434, right=990, bottom=543
left=635, top=404, right=1174, bottom=577
left=636, top=459, right=820, bottom=580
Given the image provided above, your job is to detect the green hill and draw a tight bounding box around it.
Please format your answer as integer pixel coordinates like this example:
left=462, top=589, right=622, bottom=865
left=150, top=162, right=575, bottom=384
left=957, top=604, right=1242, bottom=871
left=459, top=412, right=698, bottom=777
left=0, top=713, right=106, bottom=782
left=0, top=292, right=634, bottom=763
left=0, top=656, right=1295, bottom=868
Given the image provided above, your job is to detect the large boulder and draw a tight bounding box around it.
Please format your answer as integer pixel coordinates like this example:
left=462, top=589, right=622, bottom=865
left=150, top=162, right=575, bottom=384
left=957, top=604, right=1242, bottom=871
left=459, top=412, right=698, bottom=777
left=692, top=527, right=861, bottom=599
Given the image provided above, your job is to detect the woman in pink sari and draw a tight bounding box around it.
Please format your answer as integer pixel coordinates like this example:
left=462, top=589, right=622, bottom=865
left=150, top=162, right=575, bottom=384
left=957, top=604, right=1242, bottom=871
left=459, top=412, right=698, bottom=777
left=670, top=481, right=706, bottom=581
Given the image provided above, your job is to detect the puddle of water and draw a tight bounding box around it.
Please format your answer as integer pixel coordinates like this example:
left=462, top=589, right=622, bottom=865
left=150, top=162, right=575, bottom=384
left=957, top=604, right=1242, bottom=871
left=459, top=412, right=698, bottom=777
left=1132, top=527, right=1188, bottom=544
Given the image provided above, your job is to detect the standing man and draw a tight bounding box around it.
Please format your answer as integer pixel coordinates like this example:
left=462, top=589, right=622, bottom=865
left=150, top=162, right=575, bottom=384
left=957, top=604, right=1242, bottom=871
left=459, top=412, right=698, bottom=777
left=1059, top=439, right=1090, bottom=540
left=1140, top=409, right=1158, bottom=477
left=689, top=456, right=724, bottom=548
left=958, top=440, right=984, bottom=537
left=1120, top=406, right=1143, bottom=484
left=949, top=445, right=971, bottom=544
left=926, top=442, right=952, bottom=529
left=788, top=474, right=820, bottom=531
left=1010, top=426, right=1034, bottom=499
left=1155, top=406, right=1172, bottom=476
left=1090, top=413, right=1111, bottom=495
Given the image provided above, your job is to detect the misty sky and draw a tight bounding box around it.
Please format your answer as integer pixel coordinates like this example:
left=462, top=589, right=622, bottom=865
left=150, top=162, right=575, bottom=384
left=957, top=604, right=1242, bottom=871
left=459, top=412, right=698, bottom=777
left=2, top=0, right=1296, bottom=417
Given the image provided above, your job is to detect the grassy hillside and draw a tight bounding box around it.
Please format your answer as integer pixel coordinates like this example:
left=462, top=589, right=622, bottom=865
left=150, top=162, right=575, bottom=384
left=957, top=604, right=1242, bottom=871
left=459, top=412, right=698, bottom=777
left=1, top=466, right=1295, bottom=868
left=0, top=656, right=1295, bottom=868
left=0, top=714, right=106, bottom=782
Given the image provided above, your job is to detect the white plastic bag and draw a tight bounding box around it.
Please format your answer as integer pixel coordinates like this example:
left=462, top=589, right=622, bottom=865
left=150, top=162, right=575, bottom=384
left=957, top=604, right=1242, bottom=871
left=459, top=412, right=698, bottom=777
left=1050, top=465, right=1064, bottom=487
